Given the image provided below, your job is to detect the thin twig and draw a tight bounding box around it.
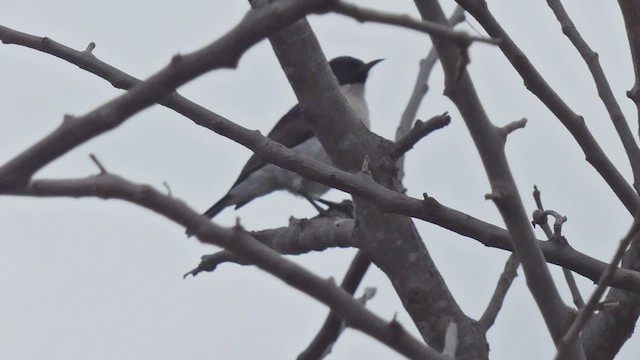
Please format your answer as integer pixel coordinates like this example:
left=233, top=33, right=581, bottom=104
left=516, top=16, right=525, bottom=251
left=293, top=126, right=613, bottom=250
left=555, top=215, right=640, bottom=360
left=617, top=0, right=640, bottom=137
left=183, top=251, right=250, bottom=278
left=478, top=253, right=520, bottom=331
left=396, top=6, right=465, bottom=181
left=331, top=1, right=498, bottom=46
left=396, top=5, right=464, bottom=140
left=89, top=153, right=107, bottom=174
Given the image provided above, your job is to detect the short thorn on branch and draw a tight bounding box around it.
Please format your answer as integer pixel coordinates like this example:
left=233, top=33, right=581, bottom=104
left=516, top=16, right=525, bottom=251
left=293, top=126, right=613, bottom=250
left=84, top=42, right=96, bottom=54
left=89, top=153, right=108, bottom=174
left=388, top=312, right=401, bottom=329
left=162, top=181, right=173, bottom=197
left=391, top=113, right=451, bottom=158
left=234, top=217, right=244, bottom=230
left=500, top=118, right=528, bottom=138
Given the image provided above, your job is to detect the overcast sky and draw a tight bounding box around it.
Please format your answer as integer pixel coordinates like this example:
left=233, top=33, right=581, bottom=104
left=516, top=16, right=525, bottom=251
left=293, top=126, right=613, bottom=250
left=1, top=1, right=638, bottom=359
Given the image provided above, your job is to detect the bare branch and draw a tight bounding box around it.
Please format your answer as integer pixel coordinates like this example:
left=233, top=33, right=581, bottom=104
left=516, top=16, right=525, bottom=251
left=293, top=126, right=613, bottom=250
left=555, top=216, right=640, bottom=360
left=0, top=0, right=330, bottom=190
left=456, top=0, right=639, bottom=215
left=330, top=1, right=496, bottom=46
left=547, top=0, right=640, bottom=193
left=184, top=251, right=250, bottom=278
left=398, top=52, right=438, bottom=143
left=531, top=209, right=567, bottom=241
left=617, top=0, right=640, bottom=132
left=532, top=185, right=585, bottom=309
left=258, top=5, right=492, bottom=355
left=299, top=251, right=371, bottom=360
left=414, top=1, right=582, bottom=356
left=4, top=21, right=640, bottom=297
left=89, top=153, right=108, bottom=174
left=395, top=7, right=465, bottom=182
left=478, top=253, right=520, bottom=332
left=391, top=113, right=451, bottom=158
left=396, top=6, right=464, bottom=143
left=8, top=174, right=443, bottom=360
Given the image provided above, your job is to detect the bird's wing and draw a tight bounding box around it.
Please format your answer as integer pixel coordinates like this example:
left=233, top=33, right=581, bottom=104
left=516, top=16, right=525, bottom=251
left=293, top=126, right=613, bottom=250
left=232, top=105, right=315, bottom=187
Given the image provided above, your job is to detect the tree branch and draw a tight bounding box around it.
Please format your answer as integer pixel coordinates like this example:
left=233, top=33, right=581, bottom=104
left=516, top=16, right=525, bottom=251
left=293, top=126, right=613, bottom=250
left=298, top=251, right=371, bottom=359
left=533, top=186, right=585, bottom=309
left=330, top=1, right=497, bottom=46
left=555, top=216, right=640, bottom=360
left=8, top=174, right=443, bottom=360
left=546, top=0, right=640, bottom=194
left=4, top=20, right=640, bottom=296
left=456, top=0, right=640, bottom=215
left=184, top=251, right=250, bottom=278
left=391, top=113, right=451, bottom=158
left=0, top=0, right=330, bottom=190
left=617, top=0, right=640, bottom=131
left=255, top=3, right=491, bottom=356
left=414, top=1, right=584, bottom=357
left=395, top=6, right=465, bottom=183
left=477, top=253, right=520, bottom=332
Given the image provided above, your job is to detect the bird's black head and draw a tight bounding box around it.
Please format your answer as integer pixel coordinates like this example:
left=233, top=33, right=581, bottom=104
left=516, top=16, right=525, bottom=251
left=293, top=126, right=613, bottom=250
left=329, top=56, right=383, bottom=85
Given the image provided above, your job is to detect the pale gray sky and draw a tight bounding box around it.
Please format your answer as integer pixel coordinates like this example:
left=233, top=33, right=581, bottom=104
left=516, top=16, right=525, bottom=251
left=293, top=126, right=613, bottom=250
left=1, top=1, right=637, bottom=359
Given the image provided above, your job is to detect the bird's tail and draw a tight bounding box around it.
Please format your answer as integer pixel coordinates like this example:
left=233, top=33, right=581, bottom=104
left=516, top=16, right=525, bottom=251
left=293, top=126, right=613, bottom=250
left=185, top=195, right=232, bottom=237
left=203, top=194, right=232, bottom=219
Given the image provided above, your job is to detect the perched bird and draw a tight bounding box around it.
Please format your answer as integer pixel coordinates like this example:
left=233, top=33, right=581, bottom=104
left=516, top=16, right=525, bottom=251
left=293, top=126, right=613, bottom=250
left=201, top=56, right=382, bottom=220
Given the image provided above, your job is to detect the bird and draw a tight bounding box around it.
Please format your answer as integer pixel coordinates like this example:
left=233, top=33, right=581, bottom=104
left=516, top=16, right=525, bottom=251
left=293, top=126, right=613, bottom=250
left=200, top=56, right=382, bottom=221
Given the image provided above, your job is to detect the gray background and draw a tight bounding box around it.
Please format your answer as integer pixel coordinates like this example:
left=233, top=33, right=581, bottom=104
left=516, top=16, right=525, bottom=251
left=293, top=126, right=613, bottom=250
left=1, top=0, right=637, bottom=359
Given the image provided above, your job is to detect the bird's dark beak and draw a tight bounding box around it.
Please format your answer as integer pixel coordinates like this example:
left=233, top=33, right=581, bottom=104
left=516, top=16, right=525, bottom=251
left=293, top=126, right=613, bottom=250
left=363, top=58, right=384, bottom=73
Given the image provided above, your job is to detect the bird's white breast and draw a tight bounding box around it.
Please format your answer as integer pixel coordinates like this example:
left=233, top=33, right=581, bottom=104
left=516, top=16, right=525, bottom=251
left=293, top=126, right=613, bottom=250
left=340, top=83, right=370, bottom=129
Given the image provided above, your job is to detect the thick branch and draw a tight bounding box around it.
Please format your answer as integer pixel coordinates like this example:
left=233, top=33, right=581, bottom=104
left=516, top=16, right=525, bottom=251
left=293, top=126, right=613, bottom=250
left=252, top=2, right=489, bottom=357
left=414, top=1, right=584, bottom=357
left=9, top=175, right=442, bottom=360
